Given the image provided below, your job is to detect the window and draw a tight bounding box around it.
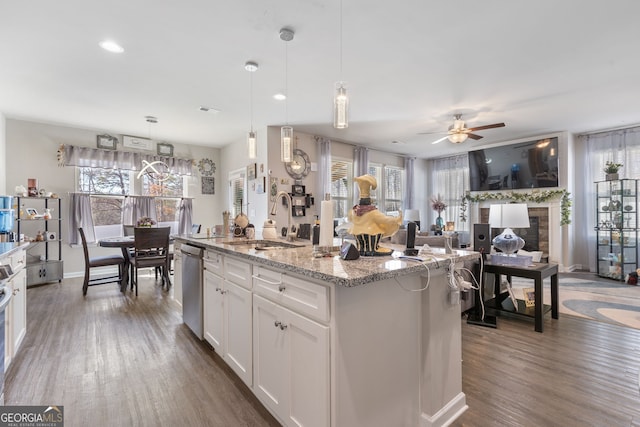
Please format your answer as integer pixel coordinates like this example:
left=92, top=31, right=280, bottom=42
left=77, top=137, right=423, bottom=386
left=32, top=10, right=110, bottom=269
left=368, top=163, right=404, bottom=215
left=431, top=154, right=469, bottom=231
left=76, top=166, right=186, bottom=239
left=228, top=168, right=246, bottom=219
left=331, top=159, right=352, bottom=218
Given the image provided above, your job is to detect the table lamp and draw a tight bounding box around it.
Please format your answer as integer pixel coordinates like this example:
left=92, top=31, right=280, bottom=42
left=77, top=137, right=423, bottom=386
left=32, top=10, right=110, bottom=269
left=404, top=209, right=420, bottom=230
left=489, top=203, right=530, bottom=255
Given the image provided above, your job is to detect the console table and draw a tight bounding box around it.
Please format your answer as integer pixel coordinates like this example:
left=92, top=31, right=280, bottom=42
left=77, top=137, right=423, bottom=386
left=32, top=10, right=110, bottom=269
left=483, top=261, right=559, bottom=332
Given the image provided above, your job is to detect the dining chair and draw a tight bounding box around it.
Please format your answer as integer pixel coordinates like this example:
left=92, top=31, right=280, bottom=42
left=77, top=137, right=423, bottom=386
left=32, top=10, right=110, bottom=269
left=79, top=227, right=126, bottom=296
left=132, top=227, right=172, bottom=296
left=123, top=225, right=135, bottom=236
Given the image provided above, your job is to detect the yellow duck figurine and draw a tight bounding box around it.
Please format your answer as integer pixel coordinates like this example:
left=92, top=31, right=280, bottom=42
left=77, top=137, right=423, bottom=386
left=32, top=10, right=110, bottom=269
left=348, top=174, right=402, bottom=255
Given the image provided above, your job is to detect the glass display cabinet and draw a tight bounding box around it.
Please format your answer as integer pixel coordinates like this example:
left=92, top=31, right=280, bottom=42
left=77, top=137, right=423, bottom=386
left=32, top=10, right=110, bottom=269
left=595, top=179, right=638, bottom=281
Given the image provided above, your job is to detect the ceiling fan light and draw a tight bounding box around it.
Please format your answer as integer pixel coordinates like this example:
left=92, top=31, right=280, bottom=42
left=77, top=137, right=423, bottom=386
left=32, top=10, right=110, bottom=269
left=448, top=133, right=468, bottom=144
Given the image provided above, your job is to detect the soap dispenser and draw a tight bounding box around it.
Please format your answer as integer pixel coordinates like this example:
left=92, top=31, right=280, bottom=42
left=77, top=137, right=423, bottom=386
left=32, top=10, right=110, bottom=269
left=312, top=216, right=320, bottom=251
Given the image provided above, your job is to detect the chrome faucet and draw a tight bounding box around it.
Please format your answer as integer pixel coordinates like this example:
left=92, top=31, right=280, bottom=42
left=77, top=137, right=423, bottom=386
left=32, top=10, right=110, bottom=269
left=271, top=190, right=295, bottom=242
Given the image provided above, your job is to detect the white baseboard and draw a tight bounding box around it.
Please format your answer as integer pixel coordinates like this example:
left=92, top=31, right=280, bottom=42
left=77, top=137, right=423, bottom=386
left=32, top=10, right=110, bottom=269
left=420, top=392, right=468, bottom=427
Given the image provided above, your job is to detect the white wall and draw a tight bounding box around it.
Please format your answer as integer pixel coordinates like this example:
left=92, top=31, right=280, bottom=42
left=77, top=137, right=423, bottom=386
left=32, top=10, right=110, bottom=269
left=6, top=119, right=222, bottom=276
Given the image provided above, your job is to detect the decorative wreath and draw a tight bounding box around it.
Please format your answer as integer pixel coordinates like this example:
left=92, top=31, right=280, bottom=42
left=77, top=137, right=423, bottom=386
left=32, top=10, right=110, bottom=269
left=198, top=158, right=216, bottom=176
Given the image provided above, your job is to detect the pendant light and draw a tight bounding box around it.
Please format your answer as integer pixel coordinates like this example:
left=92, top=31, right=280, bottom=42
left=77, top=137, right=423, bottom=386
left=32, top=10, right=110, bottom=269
left=245, top=61, right=258, bottom=159
left=333, top=0, right=348, bottom=129
left=280, top=28, right=294, bottom=163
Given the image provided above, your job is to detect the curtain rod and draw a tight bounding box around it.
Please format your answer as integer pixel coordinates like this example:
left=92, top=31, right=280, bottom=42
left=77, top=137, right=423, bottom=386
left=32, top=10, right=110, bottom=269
left=68, top=192, right=193, bottom=200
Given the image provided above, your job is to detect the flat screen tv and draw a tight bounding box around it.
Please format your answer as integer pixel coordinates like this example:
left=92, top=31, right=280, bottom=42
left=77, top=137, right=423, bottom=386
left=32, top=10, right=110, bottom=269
left=468, top=137, right=559, bottom=191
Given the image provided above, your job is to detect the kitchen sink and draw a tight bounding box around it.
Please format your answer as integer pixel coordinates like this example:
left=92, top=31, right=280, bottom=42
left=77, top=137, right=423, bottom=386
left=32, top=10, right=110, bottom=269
left=225, top=239, right=304, bottom=249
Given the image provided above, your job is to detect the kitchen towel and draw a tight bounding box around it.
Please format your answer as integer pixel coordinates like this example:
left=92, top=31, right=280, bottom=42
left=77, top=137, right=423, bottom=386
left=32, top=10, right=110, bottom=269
left=319, top=198, right=334, bottom=247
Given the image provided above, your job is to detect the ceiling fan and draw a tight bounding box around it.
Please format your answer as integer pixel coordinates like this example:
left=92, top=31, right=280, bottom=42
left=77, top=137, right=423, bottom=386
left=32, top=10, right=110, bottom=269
left=420, top=114, right=505, bottom=145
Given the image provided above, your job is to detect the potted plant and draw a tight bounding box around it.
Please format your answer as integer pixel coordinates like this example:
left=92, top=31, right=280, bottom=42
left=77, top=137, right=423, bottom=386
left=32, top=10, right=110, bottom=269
left=604, top=161, right=622, bottom=181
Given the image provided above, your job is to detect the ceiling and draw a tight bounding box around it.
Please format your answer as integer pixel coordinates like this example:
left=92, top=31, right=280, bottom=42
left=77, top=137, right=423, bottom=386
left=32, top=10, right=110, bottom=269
left=2, top=1, right=640, bottom=159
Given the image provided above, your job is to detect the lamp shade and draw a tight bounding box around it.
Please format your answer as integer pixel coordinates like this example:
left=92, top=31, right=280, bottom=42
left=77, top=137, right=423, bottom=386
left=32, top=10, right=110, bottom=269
left=488, top=203, right=530, bottom=228
left=404, top=209, right=420, bottom=222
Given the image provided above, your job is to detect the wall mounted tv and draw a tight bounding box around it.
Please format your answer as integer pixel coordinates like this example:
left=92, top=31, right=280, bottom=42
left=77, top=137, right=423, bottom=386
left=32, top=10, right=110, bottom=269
left=468, top=137, right=559, bottom=191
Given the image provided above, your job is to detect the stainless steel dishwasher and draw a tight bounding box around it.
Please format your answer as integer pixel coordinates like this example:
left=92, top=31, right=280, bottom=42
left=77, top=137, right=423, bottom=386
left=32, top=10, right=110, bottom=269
left=181, top=244, right=204, bottom=339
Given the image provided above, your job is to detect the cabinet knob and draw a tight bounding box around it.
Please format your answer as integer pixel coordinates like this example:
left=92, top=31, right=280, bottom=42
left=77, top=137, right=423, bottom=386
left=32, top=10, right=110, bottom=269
left=12, top=288, right=19, bottom=295
left=274, top=321, right=281, bottom=328
left=220, top=290, right=227, bottom=295
left=215, top=287, right=222, bottom=292
left=278, top=285, right=286, bottom=292
left=279, top=323, right=288, bottom=330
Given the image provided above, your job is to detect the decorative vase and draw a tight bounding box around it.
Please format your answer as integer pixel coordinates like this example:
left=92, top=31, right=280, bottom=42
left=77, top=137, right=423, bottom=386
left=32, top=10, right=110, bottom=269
left=606, top=173, right=619, bottom=181
left=436, top=216, right=444, bottom=229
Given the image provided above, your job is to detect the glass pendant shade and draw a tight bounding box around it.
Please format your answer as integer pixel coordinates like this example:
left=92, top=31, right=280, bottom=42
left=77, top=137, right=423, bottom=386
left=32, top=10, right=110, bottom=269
left=281, top=126, right=293, bottom=163
left=333, top=83, right=348, bottom=129
left=247, top=131, right=257, bottom=159
left=448, top=133, right=468, bottom=144
left=489, top=203, right=530, bottom=255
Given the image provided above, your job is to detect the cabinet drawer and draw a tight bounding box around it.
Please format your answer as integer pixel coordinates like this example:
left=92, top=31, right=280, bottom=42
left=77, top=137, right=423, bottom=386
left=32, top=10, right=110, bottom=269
left=10, top=250, right=26, bottom=272
left=204, top=250, right=223, bottom=276
left=253, top=266, right=329, bottom=323
left=26, top=260, right=63, bottom=285
left=224, top=257, right=252, bottom=289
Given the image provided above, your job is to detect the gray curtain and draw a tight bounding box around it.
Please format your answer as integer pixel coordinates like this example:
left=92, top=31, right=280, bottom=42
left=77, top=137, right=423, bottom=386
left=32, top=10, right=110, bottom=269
left=403, top=156, right=415, bottom=211
left=315, top=136, right=332, bottom=199
left=178, top=198, right=193, bottom=235
left=63, top=144, right=193, bottom=175
left=354, top=146, right=369, bottom=177
left=68, top=193, right=95, bottom=244
left=123, top=196, right=158, bottom=225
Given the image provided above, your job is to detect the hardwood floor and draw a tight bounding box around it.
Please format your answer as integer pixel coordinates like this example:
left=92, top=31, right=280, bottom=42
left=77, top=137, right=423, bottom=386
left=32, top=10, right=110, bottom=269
left=453, top=313, right=640, bottom=427
left=7, top=275, right=640, bottom=426
left=6, top=276, right=280, bottom=427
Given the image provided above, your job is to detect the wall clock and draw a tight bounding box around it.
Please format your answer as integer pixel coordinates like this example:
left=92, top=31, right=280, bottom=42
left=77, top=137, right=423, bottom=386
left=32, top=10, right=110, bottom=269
left=285, top=149, right=311, bottom=180
left=198, top=158, right=216, bottom=176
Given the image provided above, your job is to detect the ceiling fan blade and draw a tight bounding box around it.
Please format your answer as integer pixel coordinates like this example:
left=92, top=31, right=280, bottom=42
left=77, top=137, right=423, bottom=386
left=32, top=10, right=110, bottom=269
left=466, top=122, right=505, bottom=132
left=431, top=136, right=449, bottom=145
left=467, top=133, right=483, bottom=140
left=417, top=130, right=447, bottom=135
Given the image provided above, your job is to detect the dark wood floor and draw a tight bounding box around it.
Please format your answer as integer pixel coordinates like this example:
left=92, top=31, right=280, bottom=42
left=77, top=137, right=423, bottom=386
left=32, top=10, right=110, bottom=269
left=7, top=275, right=640, bottom=426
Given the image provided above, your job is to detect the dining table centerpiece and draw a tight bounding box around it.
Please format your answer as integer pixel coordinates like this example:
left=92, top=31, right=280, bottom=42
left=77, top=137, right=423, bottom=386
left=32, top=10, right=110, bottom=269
left=136, top=216, right=156, bottom=227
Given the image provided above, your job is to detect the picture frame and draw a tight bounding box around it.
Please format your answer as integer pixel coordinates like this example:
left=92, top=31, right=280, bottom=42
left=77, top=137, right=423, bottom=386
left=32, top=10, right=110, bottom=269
left=292, top=184, right=306, bottom=195
left=270, top=177, right=278, bottom=202
left=156, top=142, right=174, bottom=157
left=25, top=207, right=39, bottom=217
left=96, top=134, right=118, bottom=150
left=522, top=287, right=535, bottom=307
left=123, top=135, right=153, bottom=151
left=256, top=176, right=266, bottom=194
left=292, top=206, right=306, bottom=217
left=201, top=176, right=215, bottom=195
left=247, top=163, right=257, bottom=181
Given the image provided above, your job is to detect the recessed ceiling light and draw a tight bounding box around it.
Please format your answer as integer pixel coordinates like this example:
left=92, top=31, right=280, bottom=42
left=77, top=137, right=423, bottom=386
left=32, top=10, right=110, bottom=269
left=391, top=140, right=404, bottom=144
left=145, top=116, right=158, bottom=123
left=273, top=93, right=286, bottom=101
left=198, top=106, right=221, bottom=113
left=99, top=40, right=124, bottom=53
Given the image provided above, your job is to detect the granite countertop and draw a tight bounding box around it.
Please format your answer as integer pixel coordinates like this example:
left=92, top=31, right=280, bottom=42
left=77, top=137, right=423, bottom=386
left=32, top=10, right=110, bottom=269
left=175, top=235, right=480, bottom=287
left=0, top=242, right=29, bottom=260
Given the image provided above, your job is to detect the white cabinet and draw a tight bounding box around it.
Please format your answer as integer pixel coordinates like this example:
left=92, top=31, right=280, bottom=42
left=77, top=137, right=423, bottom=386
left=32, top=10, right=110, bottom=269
left=253, top=294, right=330, bottom=427
left=203, top=254, right=253, bottom=387
left=3, top=248, right=27, bottom=370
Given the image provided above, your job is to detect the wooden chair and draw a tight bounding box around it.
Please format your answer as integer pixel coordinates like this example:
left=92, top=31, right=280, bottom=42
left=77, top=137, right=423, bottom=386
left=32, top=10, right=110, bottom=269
left=79, top=227, right=126, bottom=296
left=132, top=227, right=172, bottom=296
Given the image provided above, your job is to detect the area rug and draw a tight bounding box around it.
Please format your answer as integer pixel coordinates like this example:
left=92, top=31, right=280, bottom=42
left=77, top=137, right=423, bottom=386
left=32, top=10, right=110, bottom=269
left=509, top=274, right=640, bottom=330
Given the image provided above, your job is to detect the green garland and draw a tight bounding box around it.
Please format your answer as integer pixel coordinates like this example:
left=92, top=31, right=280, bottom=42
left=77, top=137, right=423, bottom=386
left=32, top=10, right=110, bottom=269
left=463, top=189, right=572, bottom=226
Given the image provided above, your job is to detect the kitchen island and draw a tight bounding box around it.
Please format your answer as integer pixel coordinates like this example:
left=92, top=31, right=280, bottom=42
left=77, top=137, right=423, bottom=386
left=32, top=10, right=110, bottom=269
left=175, top=235, right=479, bottom=427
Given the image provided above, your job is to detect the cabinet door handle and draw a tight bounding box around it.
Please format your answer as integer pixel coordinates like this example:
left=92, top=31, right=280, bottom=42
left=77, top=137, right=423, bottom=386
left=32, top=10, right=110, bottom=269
left=252, top=274, right=282, bottom=286
left=278, top=284, right=286, bottom=292
left=12, top=288, right=19, bottom=296
left=215, top=287, right=222, bottom=292
left=279, top=323, right=288, bottom=330
left=274, top=321, right=281, bottom=328
left=220, top=289, right=227, bottom=295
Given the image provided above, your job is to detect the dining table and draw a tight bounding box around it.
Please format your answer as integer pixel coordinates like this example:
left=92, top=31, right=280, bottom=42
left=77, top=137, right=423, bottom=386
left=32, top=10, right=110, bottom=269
left=98, top=235, right=175, bottom=293
left=98, top=236, right=135, bottom=292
